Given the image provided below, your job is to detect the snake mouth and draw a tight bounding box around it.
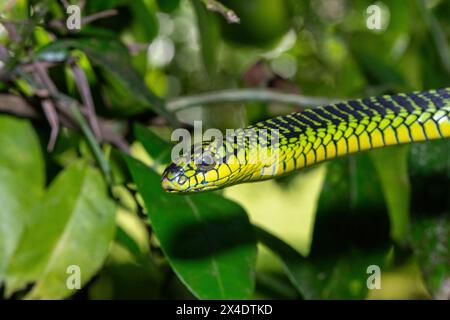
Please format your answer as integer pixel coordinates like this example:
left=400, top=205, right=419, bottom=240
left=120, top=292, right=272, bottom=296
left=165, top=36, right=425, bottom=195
left=161, top=175, right=219, bottom=194
left=161, top=176, right=182, bottom=193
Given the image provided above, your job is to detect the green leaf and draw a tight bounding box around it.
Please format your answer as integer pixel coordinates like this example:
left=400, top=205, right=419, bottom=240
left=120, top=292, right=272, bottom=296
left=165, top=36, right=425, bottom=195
left=409, top=139, right=450, bottom=214
left=124, top=156, right=257, bottom=299
left=6, top=161, right=116, bottom=299
left=128, top=0, right=159, bottom=42
left=408, top=141, right=449, bottom=297
left=192, top=0, right=221, bottom=77
left=36, top=38, right=177, bottom=124
left=314, top=153, right=390, bottom=250
left=255, top=226, right=319, bottom=299
left=349, top=47, right=406, bottom=87
left=306, top=153, right=391, bottom=299
left=0, top=115, right=45, bottom=282
left=256, top=225, right=390, bottom=299
left=411, top=214, right=449, bottom=298
left=225, top=165, right=326, bottom=256
left=157, top=0, right=181, bottom=13
left=370, top=146, right=411, bottom=244
left=133, top=123, right=173, bottom=169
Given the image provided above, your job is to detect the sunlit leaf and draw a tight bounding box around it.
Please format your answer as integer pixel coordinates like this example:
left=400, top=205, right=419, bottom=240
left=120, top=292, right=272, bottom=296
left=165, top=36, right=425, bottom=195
left=0, top=116, right=45, bottom=282
left=255, top=226, right=319, bottom=299
left=225, top=165, right=326, bottom=256
left=6, top=161, right=116, bottom=299
left=124, top=155, right=257, bottom=299
left=370, top=146, right=411, bottom=244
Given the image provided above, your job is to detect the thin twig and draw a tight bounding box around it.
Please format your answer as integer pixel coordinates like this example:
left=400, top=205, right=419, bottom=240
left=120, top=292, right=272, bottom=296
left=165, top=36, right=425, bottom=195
left=166, top=89, right=339, bottom=111
left=21, top=60, right=60, bottom=72
left=41, top=99, right=60, bottom=151
left=33, top=60, right=61, bottom=151
left=0, top=94, right=39, bottom=118
left=200, top=0, right=240, bottom=24
left=60, top=0, right=70, bottom=9
left=81, top=9, right=118, bottom=25
left=3, top=0, right=17, bottom=12
left=0, top=44, right=8, bottom=61
left=127, top=42, right=151, bottom=55
left=71, top=61, right=102, bottom=140
left=23, top=64, right=114, bottom=183
left=32, top=60, right=58, bottom=93
left=0, top=93, right=130, bottom=152
left=69, top=102, right=113, bottom=185
left=48, top=9, right=118, bottom=29
left=1, top=21, right=21, bottom=42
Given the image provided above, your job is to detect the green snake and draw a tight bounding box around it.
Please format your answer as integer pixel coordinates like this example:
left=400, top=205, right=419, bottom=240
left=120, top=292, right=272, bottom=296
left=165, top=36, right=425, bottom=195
left=161, top=88, right=450, bottom=193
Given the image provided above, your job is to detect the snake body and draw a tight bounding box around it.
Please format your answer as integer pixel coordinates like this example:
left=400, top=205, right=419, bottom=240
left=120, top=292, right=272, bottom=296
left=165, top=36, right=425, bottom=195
left=161, top=88, right=450, bottom=193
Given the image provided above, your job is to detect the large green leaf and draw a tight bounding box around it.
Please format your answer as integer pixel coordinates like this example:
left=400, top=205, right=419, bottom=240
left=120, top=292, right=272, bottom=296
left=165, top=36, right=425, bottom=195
left=409, top=139, right=450, bottom=213
left=370, top=146, right=411, bottom=244
left=124, top=155, right=257, bottom=299
left=6, top=161, right=116, bottom=299
left=306, top=153, right=391, bottom=299
left=256, top=224, right=389, bottom=300
left=128, top=0, right=159, bottom=43
left=255, top=226, right=319, bottom=299
left=192, top=0, right=221, bottom=77
left=411, top=214, right=449, bottom=298
left=0, top=115, right=45, bottom=282
left=408, top=139, right=450, bottom=297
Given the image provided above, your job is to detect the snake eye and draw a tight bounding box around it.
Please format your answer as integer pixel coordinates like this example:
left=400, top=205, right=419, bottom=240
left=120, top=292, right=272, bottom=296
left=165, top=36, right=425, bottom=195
left=197, top=152, right=216, bottom=171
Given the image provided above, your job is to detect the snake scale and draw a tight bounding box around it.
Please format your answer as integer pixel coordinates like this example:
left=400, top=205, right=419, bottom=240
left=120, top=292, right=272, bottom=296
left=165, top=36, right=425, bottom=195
left=161, top=87, right=450, bottom=193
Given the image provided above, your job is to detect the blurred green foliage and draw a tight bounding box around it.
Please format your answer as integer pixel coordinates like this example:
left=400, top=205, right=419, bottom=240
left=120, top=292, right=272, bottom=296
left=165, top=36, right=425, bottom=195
left=0, top=0, right=448, bottom=300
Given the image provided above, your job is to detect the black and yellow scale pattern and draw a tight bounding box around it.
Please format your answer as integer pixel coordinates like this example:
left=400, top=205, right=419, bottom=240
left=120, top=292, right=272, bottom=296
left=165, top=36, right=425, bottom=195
left=161, top=88, right=450, bottom=193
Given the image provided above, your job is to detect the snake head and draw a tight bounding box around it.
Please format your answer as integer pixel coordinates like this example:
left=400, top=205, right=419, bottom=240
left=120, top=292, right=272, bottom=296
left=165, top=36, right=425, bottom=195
left=161, top=140, right=242, bottom=193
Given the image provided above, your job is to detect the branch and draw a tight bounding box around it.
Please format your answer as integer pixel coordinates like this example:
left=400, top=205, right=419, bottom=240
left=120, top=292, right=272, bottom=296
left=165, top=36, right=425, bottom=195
left=70, top=61, right=102, bottom=140
left=81, top=9, right=118, bottom=25
left=19, top=65, right=114, bottom=184
left=41, top=99, right=60, bottom=151
left=69, top=102, right=113, bottom=185
left=0, top=94, right=39, bottom=118
left=0, top=44, right=8, bottom=62
left=166, top=89, right=339, bottom=111
left=48, top=9, right=118, bottom=29
left=33, top=60, right=61, bottom=151
left=0, top=93, right=130, bottom=153
left=200, top=0, right=240, bottom=24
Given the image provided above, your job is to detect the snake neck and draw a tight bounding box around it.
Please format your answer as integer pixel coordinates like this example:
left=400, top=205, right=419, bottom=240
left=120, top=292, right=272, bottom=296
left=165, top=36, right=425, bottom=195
left=240, top=87, right=450, bottom=182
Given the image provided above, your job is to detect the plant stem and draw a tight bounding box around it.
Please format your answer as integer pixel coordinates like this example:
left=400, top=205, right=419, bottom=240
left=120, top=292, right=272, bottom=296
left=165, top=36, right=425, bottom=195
left=200, top=0, right=240, bottom=24
left=166, top=89, right=338, bottom=112
left=68, top=102, right=113, bottom=185
left=17, top=67, right=114, bottom=185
